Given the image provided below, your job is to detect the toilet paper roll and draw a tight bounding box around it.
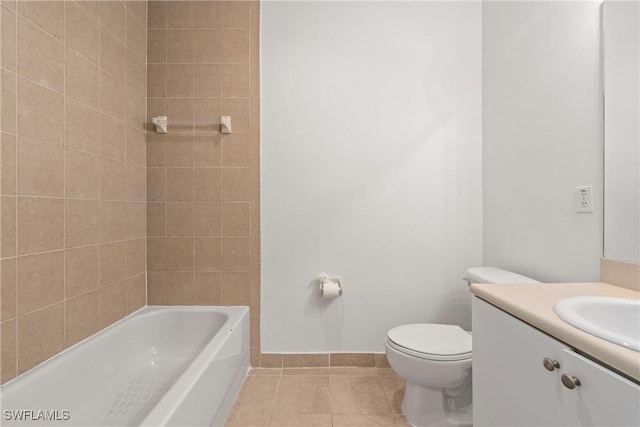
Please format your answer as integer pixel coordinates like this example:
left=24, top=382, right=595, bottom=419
left=321, top=280, right=342, bottom=298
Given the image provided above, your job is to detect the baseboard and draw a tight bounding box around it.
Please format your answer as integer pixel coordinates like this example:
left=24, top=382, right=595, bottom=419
left=254, top=353, right=390, bottom=369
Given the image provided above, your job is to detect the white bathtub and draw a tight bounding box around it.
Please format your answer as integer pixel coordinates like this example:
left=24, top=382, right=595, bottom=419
left=0, top=306, right=249, bottom=427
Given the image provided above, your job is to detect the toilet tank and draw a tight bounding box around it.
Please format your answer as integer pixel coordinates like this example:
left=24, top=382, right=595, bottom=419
left=466, top=267, right=541, bottom=284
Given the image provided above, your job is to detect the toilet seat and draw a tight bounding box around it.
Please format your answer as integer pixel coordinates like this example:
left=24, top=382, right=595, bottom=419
left=386, top=323, right=472, bottom=361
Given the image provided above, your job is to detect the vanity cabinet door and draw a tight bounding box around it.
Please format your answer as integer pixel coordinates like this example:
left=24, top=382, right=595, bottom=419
left=472, top=297, right=565, bottom=427
left=559, top=348, right=640, bottom=427
left=473, top=297, right=640, bottom=427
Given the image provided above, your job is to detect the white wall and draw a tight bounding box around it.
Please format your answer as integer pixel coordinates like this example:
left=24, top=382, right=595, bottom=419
left=603, top=0, right=639, bottom=263
left=261, top=1, right=482, bottom=352
left=483, top=1, right=603, bottom=283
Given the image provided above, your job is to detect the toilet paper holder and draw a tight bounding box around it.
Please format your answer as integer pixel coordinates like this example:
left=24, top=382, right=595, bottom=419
left=317, top=273, right=343, bottom=297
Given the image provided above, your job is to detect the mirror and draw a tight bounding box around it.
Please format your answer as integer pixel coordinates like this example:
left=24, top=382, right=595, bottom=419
left=603, top=1, right=640, bottom=264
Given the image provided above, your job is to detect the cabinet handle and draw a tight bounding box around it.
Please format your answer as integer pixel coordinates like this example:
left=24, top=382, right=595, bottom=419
left=543, top=357, right=560, bottom=371
left=561, top=373, right=581, bottom=389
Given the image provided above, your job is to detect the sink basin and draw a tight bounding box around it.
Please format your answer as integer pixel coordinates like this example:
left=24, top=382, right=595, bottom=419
left=553, top=296, right=640, bottom=352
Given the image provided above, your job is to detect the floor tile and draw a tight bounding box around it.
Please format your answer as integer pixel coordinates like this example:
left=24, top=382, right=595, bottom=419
left=330, top=367, right=396, bottom=377
left=375, top=368, right=398, bottom=377
left=269, top=413, right=332, bottom=427
left=226, top=366, right=406, bottom=426
left=332, top=414, right=396, bottom=426
left=380, top=376, right=405, bottom=414
left=230, top=375, right=280, bottom=415
left=330, top=367, right=379, bottom=376
left=225, top=411, right=271, bottom=426
left=393, top=415, right=412, bottom=426
left=272, top=375, right=332, bottom=414
left=329, top=376, right=392, bottom=415
left=249, top=368, right=282, bottom=376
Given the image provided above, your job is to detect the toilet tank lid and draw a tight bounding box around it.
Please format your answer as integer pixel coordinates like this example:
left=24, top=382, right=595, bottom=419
left=466, top=267, right=541, bottom=284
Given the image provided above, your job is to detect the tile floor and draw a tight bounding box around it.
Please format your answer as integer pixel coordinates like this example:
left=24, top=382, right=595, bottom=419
left=224, top=367, right=410, bottom=427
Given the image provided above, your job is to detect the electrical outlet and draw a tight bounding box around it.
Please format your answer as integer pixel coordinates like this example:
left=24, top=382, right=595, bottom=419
left=576, top=186, right=594, bottom=213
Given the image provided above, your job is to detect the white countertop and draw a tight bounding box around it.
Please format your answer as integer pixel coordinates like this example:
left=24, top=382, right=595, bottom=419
left=470, top=282, right=640, bottom=382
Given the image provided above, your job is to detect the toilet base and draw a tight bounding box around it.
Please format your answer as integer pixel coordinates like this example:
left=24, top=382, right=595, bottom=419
left=402, top=382, right=473, bottom=427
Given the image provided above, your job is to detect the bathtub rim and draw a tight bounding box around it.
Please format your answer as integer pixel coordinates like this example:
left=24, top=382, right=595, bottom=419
left=0, top=305, right=143, bottom=390
left=0, top=305, right=247, bottom=390
left=140, top=305, right=250, bottom=426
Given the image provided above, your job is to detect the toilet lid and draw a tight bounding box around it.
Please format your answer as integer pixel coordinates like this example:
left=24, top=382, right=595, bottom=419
left=387, top=324, right=472, bottom=361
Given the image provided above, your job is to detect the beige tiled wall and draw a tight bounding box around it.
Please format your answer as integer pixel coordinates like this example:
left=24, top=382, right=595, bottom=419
left=0, top=0, right=148, bottom=385
left=145, top=1, right=261, bottom=365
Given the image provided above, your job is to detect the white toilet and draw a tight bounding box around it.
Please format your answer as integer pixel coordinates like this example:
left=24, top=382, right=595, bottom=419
left=385, top=267, right=540, bottom=427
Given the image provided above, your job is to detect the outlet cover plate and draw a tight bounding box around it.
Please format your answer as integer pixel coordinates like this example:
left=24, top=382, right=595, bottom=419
left=576, top=186, right=594, bottom=213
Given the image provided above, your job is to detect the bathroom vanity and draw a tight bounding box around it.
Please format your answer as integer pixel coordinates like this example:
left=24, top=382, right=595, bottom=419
left=471, top=283, right=640, bottom=427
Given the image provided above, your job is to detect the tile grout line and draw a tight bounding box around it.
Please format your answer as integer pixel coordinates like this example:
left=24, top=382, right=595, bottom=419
left=97, top=0, right=103, bottom=332
left=247, top=0, right=253, bottom=318
left=220, top=1, right=226, bottom=307
left=162, top=0, right=169, bottom=304
left=12, top=0, right=18, bottom=379
left=192, top=0, right=196, bottom=304
left=124, top=0, right=130, bottom=315
left=143, top=0, right=149, bottom=308
left=62, top=0, right=67, bottom=351
left=267, top=367, right=283, bottom=427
